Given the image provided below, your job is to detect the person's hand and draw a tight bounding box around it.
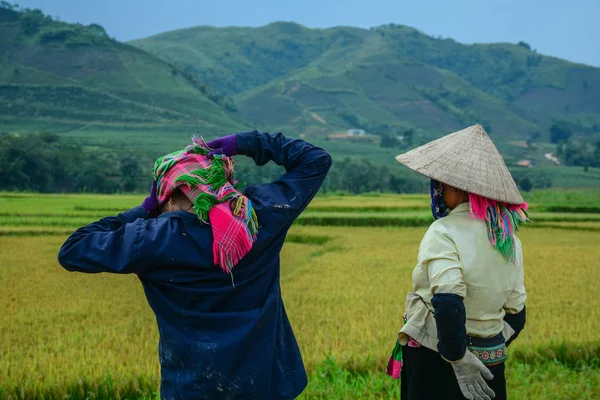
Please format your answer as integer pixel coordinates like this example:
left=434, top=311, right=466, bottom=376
left=206, top=134, right=238, bottom=158
left=450, top=350, right=496, bottom=400
left=141, top=181, right=160, bottom=218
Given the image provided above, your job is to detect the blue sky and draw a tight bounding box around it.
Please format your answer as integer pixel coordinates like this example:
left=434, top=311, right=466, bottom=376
left=14, top=0, right=600, bottom=66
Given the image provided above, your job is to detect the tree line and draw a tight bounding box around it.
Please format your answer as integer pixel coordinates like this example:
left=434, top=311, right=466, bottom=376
left=1, top=2, right=113, bottom=47
left=0, top=133, right=428, bottom=195
left=548, top=122, right=600, bottom=172
left=0, top=132, right=139, bottom=193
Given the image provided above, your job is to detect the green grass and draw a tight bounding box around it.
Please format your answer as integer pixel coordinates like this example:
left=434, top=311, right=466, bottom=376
left=1, top=190, right=600, bottom=234
left=0, top=192, right=142, bottom=213
left=0, top=215, right=99, bottom=227
left=4, top=358, right=596, bottom=400
left=543, top=205, right=600, bottom=213
left=3, top=201, right=600, bottom=232
left=525, top=187, right=600, bottom=206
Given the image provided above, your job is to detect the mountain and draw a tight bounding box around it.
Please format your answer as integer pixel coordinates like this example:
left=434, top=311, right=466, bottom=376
left=1, top=5, right=599, bottom=192
left=0, top=6, right=241, bottom=131
left=132, top=22, right=600, bottom=139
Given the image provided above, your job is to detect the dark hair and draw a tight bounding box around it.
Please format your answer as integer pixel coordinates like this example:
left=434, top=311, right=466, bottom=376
left=159, top=189, right=190, bottom=212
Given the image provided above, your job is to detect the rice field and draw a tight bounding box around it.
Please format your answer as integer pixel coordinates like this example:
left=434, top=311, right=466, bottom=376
left=0, top=191, right=599, bottom=399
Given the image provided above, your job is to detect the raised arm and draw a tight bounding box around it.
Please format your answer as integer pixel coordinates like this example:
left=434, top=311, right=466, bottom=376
left=236, top=130, right=332, bottom=221
left=58, top=185, right=164, bottom=275
left=58, top=207, right=152, bottom=274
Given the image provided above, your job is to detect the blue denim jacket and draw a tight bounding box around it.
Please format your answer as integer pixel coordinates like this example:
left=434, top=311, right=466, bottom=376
left=58, top=131, right=332, bottom=399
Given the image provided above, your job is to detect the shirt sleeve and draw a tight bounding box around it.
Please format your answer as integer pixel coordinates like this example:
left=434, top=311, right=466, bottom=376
left=236, top=130, right=332, bottom=223
left=503, top=236, right=527, bottom=313
left=419, top=222, right=467, bottom=298
left=57, top=206, right=163, bottom=275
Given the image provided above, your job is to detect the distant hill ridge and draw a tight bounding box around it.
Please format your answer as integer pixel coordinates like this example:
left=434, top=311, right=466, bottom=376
left=1, top=3, right=599, bottom=144
left=132, top=21, right=600, bottom=138
left=0, top=4, right=241, bottom=130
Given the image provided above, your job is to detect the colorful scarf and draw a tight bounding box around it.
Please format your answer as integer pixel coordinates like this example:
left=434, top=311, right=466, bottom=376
left=469, top=193, right=529, bottom=263
left=153, top=135, right=258, bottom=275
left=386, top=313, right=420, bottom=379
left=430, top=179, right=530, bottom=262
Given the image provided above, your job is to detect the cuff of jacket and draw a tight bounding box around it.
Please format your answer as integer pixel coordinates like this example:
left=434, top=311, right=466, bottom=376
left=120, top=206, right=150, bottom=222
left=431, top=293, right=467, bottom=362
left=236, top=130, right=260, bottom=156
left=440, top=354, right=464, bottom=364
left=504, top=305, right=526, bottom=347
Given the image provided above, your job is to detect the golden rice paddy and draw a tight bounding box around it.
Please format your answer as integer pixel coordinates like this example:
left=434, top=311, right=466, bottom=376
left=0, top=192, right=599, bottom=399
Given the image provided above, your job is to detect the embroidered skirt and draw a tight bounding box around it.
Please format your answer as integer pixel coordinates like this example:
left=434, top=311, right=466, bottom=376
left=468, top=332, right=507, bottom=367
left=386, top=332, right=507, bottom=378
left=386, top=322, right=508, bottom=399
left=400, top=344, right=507, bottom=400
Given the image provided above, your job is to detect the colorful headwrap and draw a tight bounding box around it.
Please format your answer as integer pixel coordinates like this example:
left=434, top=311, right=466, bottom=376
left=430, top=179, right=530, bottom=262
left=153, top=135, right=258, bottom=275
left=468, top=193, right=529, bottom=263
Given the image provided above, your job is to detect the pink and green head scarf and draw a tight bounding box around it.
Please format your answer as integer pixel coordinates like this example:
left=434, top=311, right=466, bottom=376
left=430, top=179, right=530, bottom=263
left=468, top=193, right=530, bottom=263
left=153, top=135, right=258, bottom=274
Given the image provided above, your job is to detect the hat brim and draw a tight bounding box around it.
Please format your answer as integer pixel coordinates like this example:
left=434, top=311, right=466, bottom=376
left=394, top=125, right=525, bottom=205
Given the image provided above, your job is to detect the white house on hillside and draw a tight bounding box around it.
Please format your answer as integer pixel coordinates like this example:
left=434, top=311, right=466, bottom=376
left=347, top=129, right=365, bottom=136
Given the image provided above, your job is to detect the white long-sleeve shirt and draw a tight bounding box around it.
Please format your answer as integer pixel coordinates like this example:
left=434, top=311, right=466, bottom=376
left=398, top=202, right=527, bottom=352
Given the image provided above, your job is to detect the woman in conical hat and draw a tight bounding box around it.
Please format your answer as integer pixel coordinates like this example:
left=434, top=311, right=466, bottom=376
left=386, top=125, right=528, bottom=400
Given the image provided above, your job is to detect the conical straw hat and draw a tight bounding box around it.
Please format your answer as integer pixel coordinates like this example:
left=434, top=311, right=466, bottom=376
left=395, top=124, right=524, bottom=204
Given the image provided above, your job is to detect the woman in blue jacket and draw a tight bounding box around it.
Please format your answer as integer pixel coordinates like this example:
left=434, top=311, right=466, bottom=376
left=58, top=130, right=332, bottom=400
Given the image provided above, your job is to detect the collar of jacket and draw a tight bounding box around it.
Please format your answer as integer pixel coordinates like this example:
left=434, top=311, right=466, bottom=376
left=449, top=202, right=470, bottom=215
left=158, top=210, right=204, bottom=224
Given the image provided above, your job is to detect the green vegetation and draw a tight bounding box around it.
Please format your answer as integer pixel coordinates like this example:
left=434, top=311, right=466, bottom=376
left=113, top=359, right=600, bottom=400
left=0, top=2, right=112, bottom=47
left=2, top=4, right=600, bottom=192
left=132, top=22, right=600, bottom=139
left=1, top=3, right=599, bottom=399
left=0, top=5, right=242, bottom=130
left=0, top=132, right=429, bottom=194
left=0, top=132, right=126, bottom=193
left=557, top=137, right=600, bottom=171
left=5, top=130, right=600, bottom=194
left=0, top=358, right=597, bottom=399
left=2, top=189, right=599, bottom=233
